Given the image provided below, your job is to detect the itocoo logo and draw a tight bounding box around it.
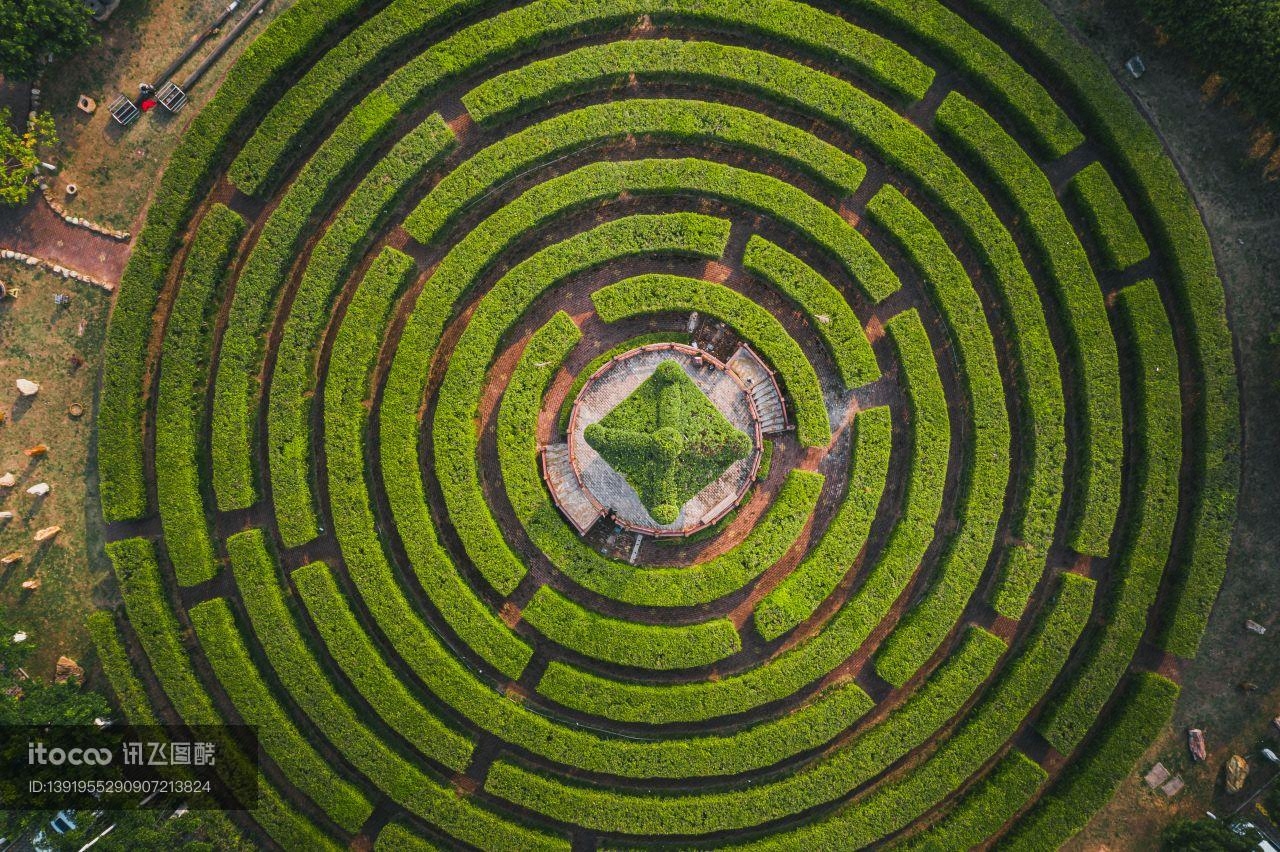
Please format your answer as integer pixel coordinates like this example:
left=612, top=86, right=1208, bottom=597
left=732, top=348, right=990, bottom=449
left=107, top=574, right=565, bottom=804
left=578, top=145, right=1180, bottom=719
left=27, top=742, right=113, bottom=766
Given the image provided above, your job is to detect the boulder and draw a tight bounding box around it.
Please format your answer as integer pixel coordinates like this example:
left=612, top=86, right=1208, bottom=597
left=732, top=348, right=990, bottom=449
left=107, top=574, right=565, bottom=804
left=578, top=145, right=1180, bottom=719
left=0, top=472, right=15, bottom=487
left=15, top=378, right=39, bottom=396
left=1245, top=619, right=1266, bottom=635
left=54, top=656, right=84, bottom=684
left=25, top=482, right=49, bottom=497
left=33, top=525, right=60, bottom=542
left=1188, top=728, right=1207, bottom=762
left=1226, top=754, right=1249, bottom=793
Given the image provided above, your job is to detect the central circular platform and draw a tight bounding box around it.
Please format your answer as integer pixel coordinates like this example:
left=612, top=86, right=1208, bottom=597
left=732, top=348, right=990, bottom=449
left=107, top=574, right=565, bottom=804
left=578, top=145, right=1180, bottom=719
left=566, top=343, right=763, bottom=537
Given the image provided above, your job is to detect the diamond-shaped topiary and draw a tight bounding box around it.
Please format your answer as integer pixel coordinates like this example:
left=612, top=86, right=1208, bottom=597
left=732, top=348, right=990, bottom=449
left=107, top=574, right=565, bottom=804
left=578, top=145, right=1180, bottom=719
left=585, top=360, right=751, bottom=525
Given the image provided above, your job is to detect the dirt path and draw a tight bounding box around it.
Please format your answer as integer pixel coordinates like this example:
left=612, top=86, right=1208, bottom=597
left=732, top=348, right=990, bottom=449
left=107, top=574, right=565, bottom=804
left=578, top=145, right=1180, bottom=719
left=0, top=197, right=131, bottom=285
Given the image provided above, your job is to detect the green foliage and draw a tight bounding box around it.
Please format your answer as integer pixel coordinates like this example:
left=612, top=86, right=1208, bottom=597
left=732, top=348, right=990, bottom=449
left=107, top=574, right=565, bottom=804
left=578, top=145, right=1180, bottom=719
left=86, top=611, right=157, bottom=726
left=267, top=115, right=454, bottom=547
left=1160, top=819, right=1257, bottom=852
left=0, top=108, right=55, bottom=206
left=1002, top=672, right=1179, bottom=850
left=867, top=186, right=1008, bottom=687
left=937, top=90, right=1121, bottom=559
left=899, top=750, right=1046, bottom=851
left=1037, top=282, right=1180, bottom=753
left=0, top=0, right=96, bottom=81
left=1067, top=162, right=1150, bottom=270
left=742, top=235, right=882, bottom=385
left=490, top=629, right=1003, bottom=834
left=155, top=204, right=245, bottom=587
left=1136, top=0, right=1280, bottom=135
left=99, top=0, right=367, bottom=521
left=585, top=360, right=751, bottom=525
left=968, top=0, right=1238, bottom=659
left=434, top=213, right=729, bottom=595
left=592, top=274, right=831, bottom=447
left=557, top=332, right=692, bottom=432
left=189, top=596, right=374, bottom=833
left=753, top=405, right=891, bottom=641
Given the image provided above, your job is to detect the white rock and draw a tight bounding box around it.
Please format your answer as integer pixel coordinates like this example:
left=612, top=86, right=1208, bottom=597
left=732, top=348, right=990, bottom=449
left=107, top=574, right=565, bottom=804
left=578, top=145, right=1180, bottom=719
left=0, top=511, right=12, bottom=520
left=12, top=632, right=27, bottom=643
left=0, top=472, right=15, bottom=487
left=26, top=482, right=49, bottom=497
left=16, top=378, right=40, bottom=396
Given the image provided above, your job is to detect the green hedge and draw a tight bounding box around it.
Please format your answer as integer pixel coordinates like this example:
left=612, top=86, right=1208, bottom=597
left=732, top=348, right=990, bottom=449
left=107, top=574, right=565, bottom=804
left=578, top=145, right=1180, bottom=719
left=154, top=204, right=244, bottom=586
left=1067, top=162, right=1150, bottom=271
left=405, top=103, right=891, bottom=298
left=435, top=214, right=729, bottom=596
left=592, top=274, right=831, bottom=446
left=104, top=539, right=340, bottom=851
left=556, top=332, right=692, bottom=432
left=899, top=750, right=1046, bottom=851
left=966, top=0, right=1239, bottom=657
left=86, top=610, right=158, bottom=726
left=375, top=823, right=441, bottom=852
left=210, top=79, right=407, bottom=510
left=292, top=561, right=476, bottom=772
left=98, top=0, right=367, bottom=521
left=443, top=38, right=1070, bottom=618
left=488, top=628, right=1004, bottom=834
left=226, top=530, right=564, bottom=851
left=229, top=0, right=480, bottom=195
left=845, top=0, right=1082, bottom=157
left=523, top=586, right=742, bottom=670
left=937, top=91, right=1121, bottom=559
left=189, top=597, right=374, bottom=833
left=1036, top=281, right=1180, bottom=753
left=1001, top=673, right=1179, bottom=849
left=743, top=235, right=883, bottom=385
left=743, top=573, right=1095, bottom=849
left=267, top=115, right=454, bottom=548
left=868, top=186, right=1008, bottom=687
left=294, top=521, right=890, bottom=781
left=753, top=405, right=890, bottom=641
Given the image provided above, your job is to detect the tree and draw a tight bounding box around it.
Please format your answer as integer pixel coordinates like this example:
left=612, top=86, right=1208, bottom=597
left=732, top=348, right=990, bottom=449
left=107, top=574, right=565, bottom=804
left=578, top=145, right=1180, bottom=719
left=0, top=0, right=97, bottom=82
left=0, top=107, right=57, bottom=207
left=1160, top=817, right=1256, bottom=852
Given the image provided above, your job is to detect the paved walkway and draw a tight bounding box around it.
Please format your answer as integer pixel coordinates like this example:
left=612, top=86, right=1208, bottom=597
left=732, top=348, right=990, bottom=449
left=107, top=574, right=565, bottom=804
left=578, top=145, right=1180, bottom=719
left=0, top=196, right=131, bottom=285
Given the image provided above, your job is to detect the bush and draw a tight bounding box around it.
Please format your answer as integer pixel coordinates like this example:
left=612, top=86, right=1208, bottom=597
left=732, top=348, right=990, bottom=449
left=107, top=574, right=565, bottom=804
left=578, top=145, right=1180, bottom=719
left=556, top=332, right=692, bottom=432
left=188, top=596, right=374, bottom=833
left=1002, top=673, right=1179, bottom=850
left=98, top=0, right=367, bottom=521
left=266, top=116, right=454, bottom=547
left=743, top=235, right=883, bottom=385
left=434, top=213, right=729, bottom=595
left=86, top=611, right=157, bottom=726
left=753, top=405, right=891, bottom=641
left=1036, top=281, right=1180, bottom=753
left=154, top=204, right=245, bottom=586
left=1067, top=162, right=1150, bottom=271
left=966, top=0, right=1238, bottom=658
left=591, top=274, right=832, bottom=446
left=936, top=91, right=1121, bottom=559
left=898, top=750, right=1045, bottom=851
left=490, top=628, right=1004, bottom=834
left=867, top=186, right=1008, bottom=687
left=226, top=529, right=565, bottom=851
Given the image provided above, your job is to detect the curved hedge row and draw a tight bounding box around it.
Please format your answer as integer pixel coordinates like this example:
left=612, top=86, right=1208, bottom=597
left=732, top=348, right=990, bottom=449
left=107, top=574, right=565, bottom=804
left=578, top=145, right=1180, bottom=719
left=95, top=0, right=1239, bottom=846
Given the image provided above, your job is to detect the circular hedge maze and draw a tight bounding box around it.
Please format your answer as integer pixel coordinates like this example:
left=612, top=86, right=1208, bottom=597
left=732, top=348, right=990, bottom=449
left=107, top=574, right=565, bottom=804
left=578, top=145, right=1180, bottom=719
left=90, top=0, right=1241, bottom=848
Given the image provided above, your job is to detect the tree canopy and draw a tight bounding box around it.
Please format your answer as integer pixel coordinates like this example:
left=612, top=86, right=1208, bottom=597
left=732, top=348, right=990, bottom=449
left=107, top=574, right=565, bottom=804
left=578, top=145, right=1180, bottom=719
left=0, top=107, right=57, bottom=206
left=0, top=0, right=97, bottom=82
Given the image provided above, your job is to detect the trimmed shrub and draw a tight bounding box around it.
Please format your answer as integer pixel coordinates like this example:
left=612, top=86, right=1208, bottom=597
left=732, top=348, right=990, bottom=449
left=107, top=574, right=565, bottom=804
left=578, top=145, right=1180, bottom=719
left=99, top=0, right=367, bottom=521
left=1067, top=162, right=1150, bottom=271
left=86, top=610, right=158, bottom=726
left=743, top=235, right=883, bottom=385
left=936, top=91, right=1121, bottom=559
left=268, top=115, right=454, bottom=548
left=592, top=274, right=831, bottom=446
left=154, top=204, right=245, bottom=586
left=489, top=628, right=1005, bottom=834
left=189, top=596, right=374, bottom=833
left=753, top=405, right=891, bottom=641
left=556, top=332, right=692, bottom=433
left=867, top=186, right=1008, bottom=687
left=966, top=0, right=1238, bottom=657
left=1001, top=673, right=1179, bottom=849
left=523, top=586, right=742, bottom=670
left=899, top=750, right=1046, bottom=851
left=1036, top=281, right=1179, bottom=753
